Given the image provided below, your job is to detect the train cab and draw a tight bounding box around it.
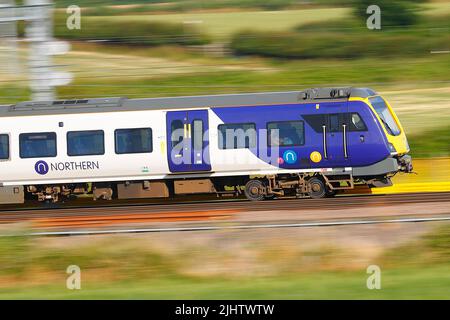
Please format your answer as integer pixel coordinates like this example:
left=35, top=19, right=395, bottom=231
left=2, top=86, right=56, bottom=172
left=354, top=93, right=413, bottom=173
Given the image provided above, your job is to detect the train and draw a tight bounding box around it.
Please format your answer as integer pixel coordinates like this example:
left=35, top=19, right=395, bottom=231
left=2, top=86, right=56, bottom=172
left=0, top=87, right=413, bottom=204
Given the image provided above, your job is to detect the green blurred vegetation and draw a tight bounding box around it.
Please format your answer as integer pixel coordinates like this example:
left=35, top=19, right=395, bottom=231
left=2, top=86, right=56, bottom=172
left=354, top=0, right=426, bottom=27
left=408, top=127, right=450, bottom=158
left=0, top=223, right=449, bottom=299
left=74, top=7, right=350, bottom=41
left=382, top=223, right=450, bottom=266
left=231, top=13, right=450, bottom=59
left=53, top=0, right=342, bottom=11
left=53, top=15, right=209, bottom=46
left=1, top=266, right=450, bottom=299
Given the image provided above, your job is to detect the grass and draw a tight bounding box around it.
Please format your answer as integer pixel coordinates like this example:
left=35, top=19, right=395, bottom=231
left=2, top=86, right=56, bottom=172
left=2, top=266, right=450, bottom=299
left=0, top=223, right=449, bottom=299
left=53, top=15, right=210, bottom=46
left=74, top=2, right=450, bottom=41
left=88, top=8, right=350, bottom=41
left=3, top=44, right=449, bottom=104
left=408, top=127, right=450, bottom=158
left=54, top=0, right=305, bottom=10
left=57, top=54, right=450, bottom=96
left=230, top=7, right=450, bottom=59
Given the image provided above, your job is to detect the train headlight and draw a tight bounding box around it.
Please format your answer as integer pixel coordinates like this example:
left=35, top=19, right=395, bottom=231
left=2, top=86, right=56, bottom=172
left=388, top=143, right=397, bottom=154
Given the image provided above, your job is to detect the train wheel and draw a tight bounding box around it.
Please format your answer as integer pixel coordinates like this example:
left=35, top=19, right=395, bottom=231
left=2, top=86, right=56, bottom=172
left=307, top=177, right=327, bottom=199
left=244, top=180, right=266, bottom=201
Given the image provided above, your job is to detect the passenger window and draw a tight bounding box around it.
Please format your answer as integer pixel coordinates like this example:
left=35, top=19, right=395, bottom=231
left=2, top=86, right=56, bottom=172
left=218, top=123, right=256, bottom=149
left=115, top=128, right=152, bottom=154
left=192, top=120, right=203, bottom=151
left=0, top=134, right=9, bottom=160
left=67, top=130, right=104, bottom=156
left=348, top=113, right=367, bottom=131
left=20, top=132, right=57, bottom=159
left=268, top=121, right=304, bottom=147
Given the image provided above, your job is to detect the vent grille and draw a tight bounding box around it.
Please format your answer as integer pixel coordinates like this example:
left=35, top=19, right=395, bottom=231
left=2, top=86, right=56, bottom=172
left=11, top=98, right=127, bottom=111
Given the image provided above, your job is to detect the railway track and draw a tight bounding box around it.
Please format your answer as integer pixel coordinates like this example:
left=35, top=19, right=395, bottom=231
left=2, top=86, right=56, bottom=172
left=0, top=192, right=449, bottom=234
left=27, top=215, right=450, bottom=237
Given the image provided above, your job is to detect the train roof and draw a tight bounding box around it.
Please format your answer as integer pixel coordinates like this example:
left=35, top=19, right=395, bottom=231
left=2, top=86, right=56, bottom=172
left=0, top=87, right=377, bottom=117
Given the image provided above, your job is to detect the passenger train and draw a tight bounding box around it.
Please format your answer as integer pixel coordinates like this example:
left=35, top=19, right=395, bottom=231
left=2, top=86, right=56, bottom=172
left=0, top=87, right=413, bottom=204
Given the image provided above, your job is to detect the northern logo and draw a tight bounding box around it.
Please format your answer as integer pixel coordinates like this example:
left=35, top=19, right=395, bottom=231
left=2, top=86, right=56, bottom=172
left=282, top=150, right=297, bottom=164
left=34, top=160, right=100, bottom=175
left=35, top=160, right=49, bottom=175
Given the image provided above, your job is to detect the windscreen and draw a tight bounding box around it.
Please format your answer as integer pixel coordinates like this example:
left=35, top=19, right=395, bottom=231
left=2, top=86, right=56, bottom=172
left=369, top=96, right=401, bottom=136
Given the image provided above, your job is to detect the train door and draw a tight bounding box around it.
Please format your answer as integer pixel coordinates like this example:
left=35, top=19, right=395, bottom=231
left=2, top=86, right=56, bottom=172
left=325, top=103, right=348, bottom=165
left=166, top=110, right=211, bottom=173
left=327, top=114, right=347, bottom=163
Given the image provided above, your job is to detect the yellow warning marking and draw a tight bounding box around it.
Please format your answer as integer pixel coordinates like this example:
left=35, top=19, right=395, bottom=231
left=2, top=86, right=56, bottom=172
left=371, top=182, right=450, bottom=194
left=372, top=157, right=450, bottom=194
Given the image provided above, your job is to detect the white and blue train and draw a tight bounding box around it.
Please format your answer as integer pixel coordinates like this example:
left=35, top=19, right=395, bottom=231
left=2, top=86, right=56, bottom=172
left=0, top=87, right=412, bottom=203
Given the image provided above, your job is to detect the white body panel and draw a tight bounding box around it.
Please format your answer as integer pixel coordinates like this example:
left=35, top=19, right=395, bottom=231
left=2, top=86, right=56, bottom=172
left=1, top=110, right=169, bottom=185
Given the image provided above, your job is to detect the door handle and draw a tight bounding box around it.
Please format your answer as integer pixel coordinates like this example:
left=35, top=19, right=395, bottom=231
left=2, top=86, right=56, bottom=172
left=322, top=125, right=328, bottom=159
left=343, top=124, right=348, bottom=158
left=187, top=123, right=191, bottom=139
left=184, top=124, right=188, bottom=138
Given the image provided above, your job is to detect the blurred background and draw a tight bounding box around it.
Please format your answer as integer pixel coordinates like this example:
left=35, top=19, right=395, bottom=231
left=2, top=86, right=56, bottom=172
left=0, top=0, right=449, bottom=299
left=1, top=0, right=449, bottom=157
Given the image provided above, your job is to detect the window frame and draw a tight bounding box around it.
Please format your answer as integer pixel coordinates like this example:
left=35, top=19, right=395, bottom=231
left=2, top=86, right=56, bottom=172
left=267, top=120, right=305, bottom=147
left=217, top=122, right=257, bottom=150
left=19, top=132, right=57, bottom=159
left=0, top=133, right=10, bottom=161
left=67, top=130, right=105, bottom=157
left=114, top=127, right=153, bottom=155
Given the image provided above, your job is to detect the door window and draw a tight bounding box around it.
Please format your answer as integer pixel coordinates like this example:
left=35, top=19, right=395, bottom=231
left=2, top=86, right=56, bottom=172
left=192, top=120, right=203, bottom=151
left=171, top=120, right=184, bottom=148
